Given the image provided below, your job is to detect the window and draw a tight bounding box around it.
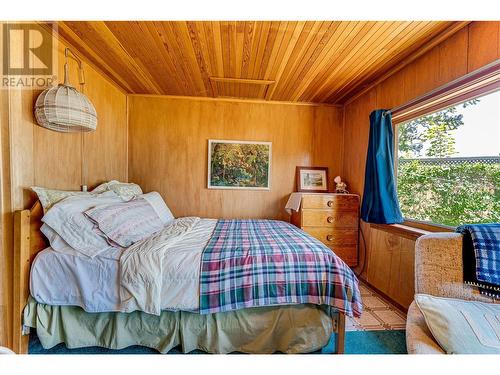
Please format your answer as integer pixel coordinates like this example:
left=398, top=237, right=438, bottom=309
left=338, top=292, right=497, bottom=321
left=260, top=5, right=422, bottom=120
left=396, top=90, right=500, bottom=227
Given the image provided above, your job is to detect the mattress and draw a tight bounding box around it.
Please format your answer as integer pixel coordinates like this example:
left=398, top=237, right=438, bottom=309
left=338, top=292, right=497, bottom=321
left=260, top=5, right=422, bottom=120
left=30, top=219, right=217, bottom=313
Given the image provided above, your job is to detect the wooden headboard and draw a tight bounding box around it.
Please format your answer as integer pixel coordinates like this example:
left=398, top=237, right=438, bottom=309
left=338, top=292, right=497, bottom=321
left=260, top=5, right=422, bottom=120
left=13, top=201, right=47, bottom=353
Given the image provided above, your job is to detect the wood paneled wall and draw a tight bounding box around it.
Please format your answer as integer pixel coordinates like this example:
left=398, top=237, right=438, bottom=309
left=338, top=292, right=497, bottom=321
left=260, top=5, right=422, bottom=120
left=343, top=21, right=500, bottom=308
left=128, top=95, right=343, bottom=220
left=0, top=26, right=128, bottom=349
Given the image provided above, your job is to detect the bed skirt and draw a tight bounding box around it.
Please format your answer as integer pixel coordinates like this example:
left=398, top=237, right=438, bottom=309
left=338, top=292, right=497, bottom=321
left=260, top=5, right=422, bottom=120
left=23, top=297, right=336, bottom=354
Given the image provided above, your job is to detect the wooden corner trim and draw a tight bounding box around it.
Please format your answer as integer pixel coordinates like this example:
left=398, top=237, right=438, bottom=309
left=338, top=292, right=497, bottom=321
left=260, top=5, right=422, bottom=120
left=126, top=93, right=343, bottom=108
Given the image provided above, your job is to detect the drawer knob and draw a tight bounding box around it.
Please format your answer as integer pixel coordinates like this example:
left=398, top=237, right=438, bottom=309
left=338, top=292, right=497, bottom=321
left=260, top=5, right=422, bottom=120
left=326, top=235, right=334, bottom=242
left=327, top=200, right=334, bottom=207
left=327, top=216, right=334, bottom=223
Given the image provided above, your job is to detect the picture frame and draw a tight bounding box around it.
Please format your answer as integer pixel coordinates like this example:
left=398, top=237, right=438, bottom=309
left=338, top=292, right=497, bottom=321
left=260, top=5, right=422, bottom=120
left=296, top=166, right=329, bottom=193
left=207, top=139, right=272, bottom=190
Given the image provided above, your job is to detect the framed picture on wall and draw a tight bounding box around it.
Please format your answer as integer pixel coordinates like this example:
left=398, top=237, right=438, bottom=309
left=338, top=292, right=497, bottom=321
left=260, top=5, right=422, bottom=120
left=296, top=166, right=329, bottom=192
left=208, top=139, right=272, bottom=190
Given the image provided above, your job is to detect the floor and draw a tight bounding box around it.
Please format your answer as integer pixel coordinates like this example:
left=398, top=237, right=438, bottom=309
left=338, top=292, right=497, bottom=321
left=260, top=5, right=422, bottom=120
left=347, top=281, right=407, bottom=331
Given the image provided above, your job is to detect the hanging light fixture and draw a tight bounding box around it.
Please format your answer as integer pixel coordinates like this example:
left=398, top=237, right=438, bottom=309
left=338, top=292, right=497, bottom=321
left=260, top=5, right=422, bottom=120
left=34, top=48, right=97, bottom=132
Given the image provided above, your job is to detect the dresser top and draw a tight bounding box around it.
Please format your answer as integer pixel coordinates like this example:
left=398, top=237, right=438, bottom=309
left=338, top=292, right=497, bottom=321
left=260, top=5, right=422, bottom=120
left=292, top=192, right=359, bottom=196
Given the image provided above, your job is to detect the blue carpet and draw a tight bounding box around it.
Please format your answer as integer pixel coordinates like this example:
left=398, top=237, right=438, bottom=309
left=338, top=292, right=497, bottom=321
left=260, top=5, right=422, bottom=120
left=28, top=330, right=407, bottom=354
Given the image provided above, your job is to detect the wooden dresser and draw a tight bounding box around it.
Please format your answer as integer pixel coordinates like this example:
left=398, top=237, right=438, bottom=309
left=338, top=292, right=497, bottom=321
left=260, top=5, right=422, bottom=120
left=290, top=193, right=360, bottom=266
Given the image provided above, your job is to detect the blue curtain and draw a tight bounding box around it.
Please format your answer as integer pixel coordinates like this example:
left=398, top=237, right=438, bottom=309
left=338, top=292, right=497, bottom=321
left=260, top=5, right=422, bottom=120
left=360, top=109, right=404, bottom=224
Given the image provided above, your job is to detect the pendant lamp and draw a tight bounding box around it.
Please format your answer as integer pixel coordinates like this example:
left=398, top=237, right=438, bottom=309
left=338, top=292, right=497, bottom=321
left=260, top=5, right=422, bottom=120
left=34, top=48, right=97, bottom=132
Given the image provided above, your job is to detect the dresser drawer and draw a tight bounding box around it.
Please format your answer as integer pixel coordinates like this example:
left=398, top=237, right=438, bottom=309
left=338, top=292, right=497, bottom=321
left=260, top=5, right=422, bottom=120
left=304, top=228, right=358, bottom=265
left=302, top=228, right=358, bottom=247
left=327, top=246, right=358, bottom=267
left=301, top=194, right=359, bottom=210
left=301, top=209, right=358, bottom=228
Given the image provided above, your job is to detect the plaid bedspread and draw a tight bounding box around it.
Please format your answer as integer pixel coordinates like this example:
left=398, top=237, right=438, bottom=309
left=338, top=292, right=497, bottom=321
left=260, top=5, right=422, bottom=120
left=456, top=223, right=500, bottom=295
left=199, top=219, right=362, bottom=317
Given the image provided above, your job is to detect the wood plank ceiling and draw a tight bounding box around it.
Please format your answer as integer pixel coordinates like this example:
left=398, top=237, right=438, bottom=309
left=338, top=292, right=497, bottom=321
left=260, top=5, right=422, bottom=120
left=58, top=21, right=459, bottom=104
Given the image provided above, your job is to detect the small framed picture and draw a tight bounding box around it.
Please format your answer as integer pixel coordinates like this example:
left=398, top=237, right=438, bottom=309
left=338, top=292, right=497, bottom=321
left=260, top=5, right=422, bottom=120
left=296, top=166, right=329, bottom=192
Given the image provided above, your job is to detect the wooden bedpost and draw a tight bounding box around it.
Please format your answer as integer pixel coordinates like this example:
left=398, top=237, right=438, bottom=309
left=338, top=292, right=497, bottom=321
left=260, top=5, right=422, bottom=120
left=336, top=313, right=346, bottom=354
left=13, top=209, right=31, bottom=354
left=12, top=201, right=46, bottom=353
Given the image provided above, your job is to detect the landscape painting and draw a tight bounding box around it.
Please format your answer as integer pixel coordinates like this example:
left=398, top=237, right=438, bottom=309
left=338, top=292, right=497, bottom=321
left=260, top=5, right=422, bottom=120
left=208, top=140, right=271, bottom=189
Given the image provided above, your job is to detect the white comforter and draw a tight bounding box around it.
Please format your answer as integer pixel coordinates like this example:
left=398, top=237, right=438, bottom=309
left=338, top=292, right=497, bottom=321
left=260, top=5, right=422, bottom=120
left=30, top=218, right=217, bottom=313
left=120, top=216, right=200, bottom=315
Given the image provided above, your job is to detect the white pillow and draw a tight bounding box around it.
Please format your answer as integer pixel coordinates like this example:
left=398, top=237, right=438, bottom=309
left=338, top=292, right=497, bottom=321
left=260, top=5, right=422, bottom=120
left=141, top=192, right=174, bottom=224
left=40, top=223, right=82, bottom=257
left=415, top=294, right=500, bottom=354
left=41, top=223, right=122, bottom=260
left=92, top=180, right=143, bottom=200
left=42, top=191, right=124, bottom=258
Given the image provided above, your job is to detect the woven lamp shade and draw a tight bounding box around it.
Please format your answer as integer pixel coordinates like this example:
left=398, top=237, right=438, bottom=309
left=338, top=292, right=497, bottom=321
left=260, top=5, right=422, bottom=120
left=35, top=84, right=97, bottom=132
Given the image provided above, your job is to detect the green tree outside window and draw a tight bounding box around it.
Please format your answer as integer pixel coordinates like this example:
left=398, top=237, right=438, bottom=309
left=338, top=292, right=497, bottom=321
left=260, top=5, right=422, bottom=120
left=396, top=99, right=499, bottom=227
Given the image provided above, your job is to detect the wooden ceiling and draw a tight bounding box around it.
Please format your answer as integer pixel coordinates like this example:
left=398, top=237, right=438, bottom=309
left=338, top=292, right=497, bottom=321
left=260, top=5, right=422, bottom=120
left=57, top=21, right=464, bottom=104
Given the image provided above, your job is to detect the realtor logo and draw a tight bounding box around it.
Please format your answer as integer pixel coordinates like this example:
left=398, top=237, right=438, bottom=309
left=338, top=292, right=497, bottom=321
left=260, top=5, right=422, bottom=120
left=1, top=22, right=57, bottom=89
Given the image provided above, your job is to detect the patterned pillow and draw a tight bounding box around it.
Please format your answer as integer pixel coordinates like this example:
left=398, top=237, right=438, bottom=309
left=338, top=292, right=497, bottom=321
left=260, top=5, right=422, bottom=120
left=84, top=197, right=164, bottom=248
left=31, top=186, right=91, bottom=213
left=92, top=180, right=143, bottom=200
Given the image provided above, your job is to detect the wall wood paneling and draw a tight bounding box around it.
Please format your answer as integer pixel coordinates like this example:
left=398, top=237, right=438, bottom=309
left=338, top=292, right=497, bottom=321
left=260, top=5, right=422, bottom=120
left=0, top=24, right=128, bottom=349
left=128, top=95, right=343, bottom=220
left=343, top=21, right=500, bottom=308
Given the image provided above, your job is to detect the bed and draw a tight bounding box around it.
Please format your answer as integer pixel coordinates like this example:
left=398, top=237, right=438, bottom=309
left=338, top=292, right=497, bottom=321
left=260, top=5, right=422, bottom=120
left=13, top=192, right=362, bottom=354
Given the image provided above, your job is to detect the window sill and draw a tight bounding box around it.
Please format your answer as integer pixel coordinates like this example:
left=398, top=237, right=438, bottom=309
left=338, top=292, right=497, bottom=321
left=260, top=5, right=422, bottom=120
left=370, top=223, right=432, bottom=241
left=402, top=219, right=455, bottom=233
